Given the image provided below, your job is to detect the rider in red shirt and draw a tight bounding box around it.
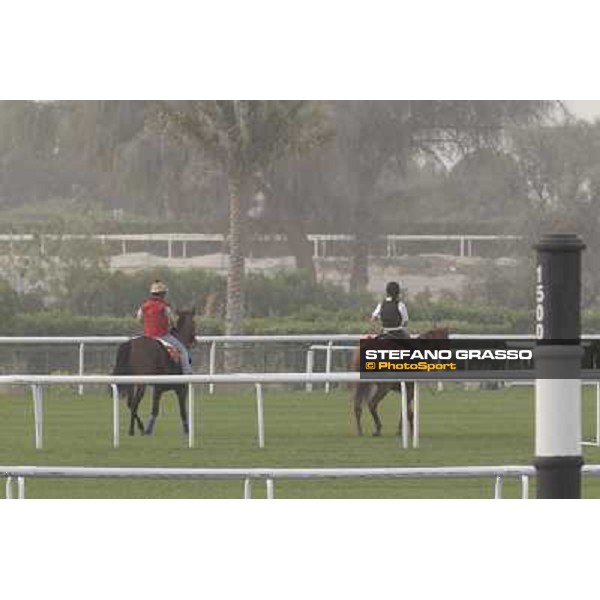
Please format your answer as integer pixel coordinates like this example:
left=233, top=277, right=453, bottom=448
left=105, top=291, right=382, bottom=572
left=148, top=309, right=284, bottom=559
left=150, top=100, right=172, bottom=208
left=136, top=280, right=192, bottom=373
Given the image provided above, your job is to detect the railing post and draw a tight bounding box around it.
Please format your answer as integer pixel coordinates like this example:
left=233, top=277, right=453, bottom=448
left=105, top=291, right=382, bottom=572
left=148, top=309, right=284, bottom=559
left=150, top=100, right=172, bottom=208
left=400, top=382, right=409, bottom=449
left=255, top=383, right=265, bottom=448
left=209, top=341, right=216, bottom=395
left=31, top=385, right=44, bottom=450
left=521, top=475, right=529, bottom=499
left=325, top=341, right=333, bottom=393
left=244, top=478, right=253, bottom=499
left=413, top=382, right=420, bottom=449
left=596, top=382, right=600, bottom=446
left=494, top=476, right=503, bottom=499
left=78, top=342, right=85, bottom=396
left=188, top=383, right=195, bottom=449
left=111, top=384, right=120, bottom=449
left=266, top=479, right=274, bottom=499
left=5, top=477, right=24, bottom=499
left=305, top=349, right=314, bottom=392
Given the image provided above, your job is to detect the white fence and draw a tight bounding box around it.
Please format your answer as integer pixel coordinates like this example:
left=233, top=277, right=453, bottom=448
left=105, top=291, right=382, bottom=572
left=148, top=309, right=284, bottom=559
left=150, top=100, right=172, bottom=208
left=6, top=464, right=600, bottom=500
left=3, top=369, right=600, bottom=500
left=2, top=372, right=408, bottom=451
left=4, top=370, right=600, bottom=454
left=0, top=232, right=523, bottom=258
left=2, top=332, right=600, bottom=396
left=2, top=334, right=600, bottom=449
left=1, top=464, right=538, bottom=500
left=0, top=334, right=361, bottom=395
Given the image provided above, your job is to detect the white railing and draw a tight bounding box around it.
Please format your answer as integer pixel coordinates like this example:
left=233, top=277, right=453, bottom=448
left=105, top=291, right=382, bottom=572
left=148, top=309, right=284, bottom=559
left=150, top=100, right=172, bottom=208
left=0, top=371, right=528, bottom=452
left=5, top=371, right=600, bottom=454
left=0, top=232, right=523, bottom=258
left=3, top=333, right=599, bottom=396
left=6, top=464, right=600, bottom=500
left=3, top=464, right=542, bottom=500
left=0, top=334, right=361, bottom=396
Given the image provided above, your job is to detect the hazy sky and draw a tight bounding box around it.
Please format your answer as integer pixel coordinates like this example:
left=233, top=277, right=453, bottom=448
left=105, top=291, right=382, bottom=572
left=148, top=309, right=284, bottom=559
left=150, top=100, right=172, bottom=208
left=564, top=100, right=600, bottom=121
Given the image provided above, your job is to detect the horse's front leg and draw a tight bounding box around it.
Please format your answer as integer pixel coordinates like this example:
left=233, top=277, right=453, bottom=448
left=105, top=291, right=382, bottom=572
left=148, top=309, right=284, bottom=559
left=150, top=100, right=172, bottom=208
left=145, top=386, right=162, bottom=435
left=368, top=385, right=388, bottom=436
left=176, top=385, right=189, bottom=435
left=353, top=383, right=369, bottom=436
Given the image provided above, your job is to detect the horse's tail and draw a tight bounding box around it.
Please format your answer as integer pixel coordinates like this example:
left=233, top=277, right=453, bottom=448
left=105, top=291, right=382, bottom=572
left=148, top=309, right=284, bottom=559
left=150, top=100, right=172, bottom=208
left=112, top=341, right=132, bottom=398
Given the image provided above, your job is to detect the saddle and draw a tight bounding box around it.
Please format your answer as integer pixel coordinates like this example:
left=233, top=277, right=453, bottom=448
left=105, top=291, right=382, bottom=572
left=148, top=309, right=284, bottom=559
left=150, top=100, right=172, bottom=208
left=156, top=339, right=182, bottom=364
left=377, top=329, right=411, bottom=341
left=134, top=336, right=181, bottom=364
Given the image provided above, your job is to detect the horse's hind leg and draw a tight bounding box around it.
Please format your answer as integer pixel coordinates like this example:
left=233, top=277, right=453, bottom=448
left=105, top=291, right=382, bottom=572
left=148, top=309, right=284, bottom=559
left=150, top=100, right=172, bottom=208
left=129, top=385, right=146, bottom=436
left=127, top=389, right=136, bottom=436
left=145, top=387, right=161, bottom=435
left=368, top=385, right=388, bottom=437
left=176, top=386, right=189, bottom=435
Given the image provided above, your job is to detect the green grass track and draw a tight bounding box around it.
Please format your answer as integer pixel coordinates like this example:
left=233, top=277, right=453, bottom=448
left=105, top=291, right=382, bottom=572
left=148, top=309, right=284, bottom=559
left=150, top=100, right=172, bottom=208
left=2, top=383, right=600, bottom=498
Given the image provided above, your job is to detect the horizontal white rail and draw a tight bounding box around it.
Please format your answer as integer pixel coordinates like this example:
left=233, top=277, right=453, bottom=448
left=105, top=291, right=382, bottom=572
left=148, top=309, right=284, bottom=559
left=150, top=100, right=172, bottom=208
left=0, top=233, right=523, bottom=243
left=0, top=334, right=361, bottom=344
left=4, top=464, right=600, bottom=499
left=0, top=372, right=548, bottom=385
left=11, top=373, right=600, bottom=452
left=0, top=464, right=535, bottom=499
left=0, top=334, right=599, bottom=345
left=0, top=464, right=537, bottom=479
left=0, top=232, right=524, bottom=259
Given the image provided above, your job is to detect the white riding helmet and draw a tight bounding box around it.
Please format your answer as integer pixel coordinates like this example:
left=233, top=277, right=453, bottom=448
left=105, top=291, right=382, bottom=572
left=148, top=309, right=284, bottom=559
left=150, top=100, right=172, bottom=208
left=150, top=280, right=168, bottom=294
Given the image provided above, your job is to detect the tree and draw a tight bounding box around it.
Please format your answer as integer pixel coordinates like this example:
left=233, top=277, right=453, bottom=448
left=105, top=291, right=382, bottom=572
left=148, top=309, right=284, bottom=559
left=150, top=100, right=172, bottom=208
left=331, top=101, right=413, bottom=292
left=330, top=100, right=555, bottom=291
left=511, top=120, right=600, bottom=306
left=155, top=101, right=329, bottom=368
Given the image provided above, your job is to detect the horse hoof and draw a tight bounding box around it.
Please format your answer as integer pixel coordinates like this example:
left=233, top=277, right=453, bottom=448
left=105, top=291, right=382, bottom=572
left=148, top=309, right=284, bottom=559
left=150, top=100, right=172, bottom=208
left=372, top=431, right=381, bottom=437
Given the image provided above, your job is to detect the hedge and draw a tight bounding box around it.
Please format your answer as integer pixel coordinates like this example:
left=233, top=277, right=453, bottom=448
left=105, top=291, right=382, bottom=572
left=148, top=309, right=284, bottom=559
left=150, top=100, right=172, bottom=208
left=3, top=311, right=534, bottom=337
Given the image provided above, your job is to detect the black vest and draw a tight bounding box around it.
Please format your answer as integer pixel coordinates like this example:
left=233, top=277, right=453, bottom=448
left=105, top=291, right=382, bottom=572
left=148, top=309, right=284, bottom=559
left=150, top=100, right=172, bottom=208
left=380, top=299, right=402, bottom=328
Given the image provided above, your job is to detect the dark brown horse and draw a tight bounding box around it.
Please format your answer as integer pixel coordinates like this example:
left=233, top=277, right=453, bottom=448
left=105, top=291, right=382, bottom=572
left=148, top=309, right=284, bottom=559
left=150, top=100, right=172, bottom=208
left=351, top=327, right=449, bottom=436
left=113, top=309, right=197, bottom=436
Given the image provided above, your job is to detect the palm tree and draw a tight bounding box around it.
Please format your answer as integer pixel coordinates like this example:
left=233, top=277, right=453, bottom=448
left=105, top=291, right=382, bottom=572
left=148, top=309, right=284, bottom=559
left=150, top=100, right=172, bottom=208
left=156, top=101, right=329, bottom=369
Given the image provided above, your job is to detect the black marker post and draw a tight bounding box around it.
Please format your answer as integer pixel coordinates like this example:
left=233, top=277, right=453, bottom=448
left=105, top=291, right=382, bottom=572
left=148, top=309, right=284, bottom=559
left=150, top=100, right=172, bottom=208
left=534, top=234, right=585, bottom=498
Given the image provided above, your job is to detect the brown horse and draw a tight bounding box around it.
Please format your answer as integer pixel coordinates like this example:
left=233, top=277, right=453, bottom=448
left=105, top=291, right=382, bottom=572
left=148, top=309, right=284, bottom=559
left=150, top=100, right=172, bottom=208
left=351, top=327, right=449, bottom=436
left=112, top=309, right=197, bottom=436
